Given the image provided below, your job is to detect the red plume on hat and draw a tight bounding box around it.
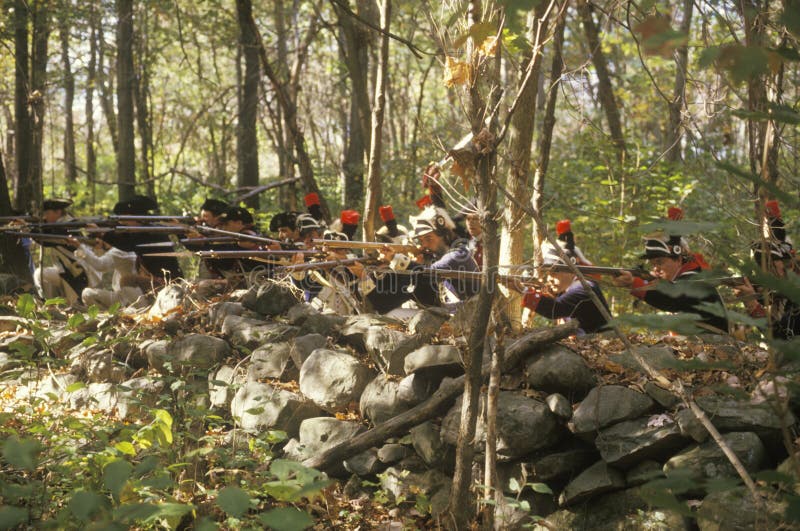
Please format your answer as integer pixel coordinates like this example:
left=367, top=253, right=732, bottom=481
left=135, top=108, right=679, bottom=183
left=304, top=193, right=320, bottom=207
left=556, top=219, right=572, bottom=237
left=765, top=200, right=781, bottom=219
left=416, top=195, right=433, bottom=209
left=340, top=210, right=360, bottom=226
left=667, top=207, right=684, bottom=221
left=379, top=205, right=395, bottom=222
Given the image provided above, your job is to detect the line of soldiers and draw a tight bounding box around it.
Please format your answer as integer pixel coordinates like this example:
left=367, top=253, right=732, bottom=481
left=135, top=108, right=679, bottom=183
left=8, top=191, right=798, bottom=340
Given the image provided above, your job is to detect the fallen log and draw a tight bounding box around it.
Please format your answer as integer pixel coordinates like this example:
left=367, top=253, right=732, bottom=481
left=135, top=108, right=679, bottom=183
left=302, top=321, right=578, bottom=472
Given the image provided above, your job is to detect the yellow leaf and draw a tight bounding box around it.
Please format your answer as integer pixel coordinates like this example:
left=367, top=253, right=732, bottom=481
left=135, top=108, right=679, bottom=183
left=478, top=35, right=498, bottom=57
left=444, top=56, right=471, bottom=87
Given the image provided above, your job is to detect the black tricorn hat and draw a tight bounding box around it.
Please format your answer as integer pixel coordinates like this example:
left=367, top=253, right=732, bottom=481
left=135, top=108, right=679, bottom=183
left=269, top=211, right=298, bottom=233
left=640, top=236, right=683, bottom=259
left=42, top=198, right=73, bottom=211
left=113, top=195, right=159, bottom=215
left=220, top=206, right=254, bottom=225
left=200, top=198, right=230, bottom=216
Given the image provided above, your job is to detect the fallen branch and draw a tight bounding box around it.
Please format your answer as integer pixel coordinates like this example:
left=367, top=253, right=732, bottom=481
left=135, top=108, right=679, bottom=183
left=302, top=322, right=577, bottom=472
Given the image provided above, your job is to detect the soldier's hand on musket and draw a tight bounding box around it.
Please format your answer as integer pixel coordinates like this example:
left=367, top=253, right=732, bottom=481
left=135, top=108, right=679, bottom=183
left=379, top=245, right=396, bottom=263
left=732, top=277, right=757, bottom=300
left=611, top=270, right=634, bottom=288
left=65, top=236, right=81, bottom=248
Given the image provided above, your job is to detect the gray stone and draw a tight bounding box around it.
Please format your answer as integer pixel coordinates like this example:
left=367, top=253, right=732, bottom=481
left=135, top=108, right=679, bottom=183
left=546, top=393, right=572, bottom=419
left=525, top=345, right=596, bottom=400
left=209, top=365, right=245, bottom=409
left=675, top=408, right=709, bottom=442
left=208, top=302, right=244, bottom=329
left=378, top=444, right=411, bottom=464
left=298, top=417, right=365, bottom=452
left=69, top=346, right=128, bottom=383
left=407, top=308, right=450, bottom=336
left=546, top=487, right=691, bottom=531
left=147, top=284, right=186, bottom=319
left=360, top=376, right=412, bottom=425
left=0, top=273, right=21, bottom=294
left=344, top=449, right=381, bottom=476
left=595, top=416, right=688, bottom=469
left=23, top=373, right=79, bottom=403
left=625, top=460, right=664, bottom=486
left=410, top=422, right=446, bottom=466
left=287, top=305, right=344, bottom=336
left=339, top=314, right=403, bottom=351
left=379, top=467, right=451, bottom=507
left=116, top=377, right=165, bottom=418
left=607, top=345, right=677, bottom=372
left=664, top=431, right=766, bottom=483
left=697, top=486, right=787, bottom=531
left=150, top=334, right=230, bottom=375
left=559, top=461, right=626, bottom=506
left=68, top=382, right=120, bottom=415
left=396, top=373, right=436, bottom=405
left=528, top=446, right=598, bottom=483
left=241, top=282, right=300, bottom=316
left=570, top=385, right=655, bottom=437
left=644, top=381, right=680, bottom=408
left=230, top=381, right=321, bottom=436
left=364, top=325, right=410, bottom=374
left=442, top=391, right=561, bottom=458
left=222, top=315, right=298, bottom=348
left=248, top=342, right=294, bottom=381
left=290, top=334, right=328, bottom=369
left=404, top=345, right=462, bottom=375
left=299, top=349, right=374, bottom=412
left=696, top=394, right=796, bottom=434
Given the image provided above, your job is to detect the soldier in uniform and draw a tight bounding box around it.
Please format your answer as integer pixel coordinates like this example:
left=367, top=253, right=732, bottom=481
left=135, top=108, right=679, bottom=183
left=521, top=241, right=610, bottom=334
left=613, top=233, right=729, bottom=333
left=35, top=198, right=91, bottom=304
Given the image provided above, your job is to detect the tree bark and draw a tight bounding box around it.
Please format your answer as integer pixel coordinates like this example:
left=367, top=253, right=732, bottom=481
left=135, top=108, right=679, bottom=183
left=532, top=7, right=567, bottom=260
left=665, top=0, right=693, bottom=163
left=0, top=154, right=33, bottom=281
left=134, top=6, right=154, bottom=198
left=98, top=19, right=119, bottom=154
left=236, top=0, right=260, bottom=210
left=29, top=0, right=49, bottom=210
left=335, top=0, right=375, bottom=208
left=116, top=0, right=137, bottom=201
left=362, top=0, right=390, bottom=241
left=13, top=0, right=33, bottom=213
left=242, top=2, right=332, bottom=222
left=577, top=0, right=625, bottom=161
left=86, top=1, right=98, bottom=206
left=59, top=14, right=77, bottom=187
left=499, top=3, right=554, bottom=329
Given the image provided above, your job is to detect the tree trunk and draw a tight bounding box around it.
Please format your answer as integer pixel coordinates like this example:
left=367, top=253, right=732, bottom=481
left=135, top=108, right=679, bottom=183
left=116, top=0, right=137, bottom=201
left=499, top=4, right=553, bottom=330
left=577, top=0, right=625, bottom=161
left=13, top=0, right=33, bottom=213
left=59, top=14, right=77, bottom=187
left=98, top=19, right=119, bottom=154
left=665, top=0, right=693, bottom=163
left=363, top=0, right=390, bottom=241
left=533, top=7, right=567, bottom=260
left=335, top=0, right=374, bottom=208
left=86, top=1, right=98, bottom=207
left=134, top=6, right=154, bottom=198
left=236, top=0, right=260, bottom=210
left=29, top=0, right=49, bottom=209
left=242, top=2, right=332, bottom=222
left=448, top=3, right=499, bottom=527
left=0, top=155, right=32, bottom=281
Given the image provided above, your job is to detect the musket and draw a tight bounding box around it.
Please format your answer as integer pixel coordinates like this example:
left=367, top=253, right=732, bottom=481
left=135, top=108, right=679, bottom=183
left=143, top=249, right=322, bottom=258
left=540, top=264, right=655, bottom=280
left=135, top=237, right=240, bottom=249
left=388, top=267, right=547, bottom=289
left=73, top=225, right=191, bottom=235
left=6, top=231, right=99, bottom=245
left=0, top=215, right=36, bottom=223
left=196, top=226, right=288, bottom=247
left=311, top=239, right=420, bottom=254
left=108, top=215, right=196, bottom=224
left=275, top=257, right=372, bottom=274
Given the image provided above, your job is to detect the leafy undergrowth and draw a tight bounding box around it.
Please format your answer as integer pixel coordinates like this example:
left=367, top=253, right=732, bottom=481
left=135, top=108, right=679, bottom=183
left=0, top=294, right=438, bottom=530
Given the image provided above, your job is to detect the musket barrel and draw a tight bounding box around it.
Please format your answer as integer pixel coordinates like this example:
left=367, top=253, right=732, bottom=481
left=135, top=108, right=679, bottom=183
left=197, top=226, right=284, bottom=245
